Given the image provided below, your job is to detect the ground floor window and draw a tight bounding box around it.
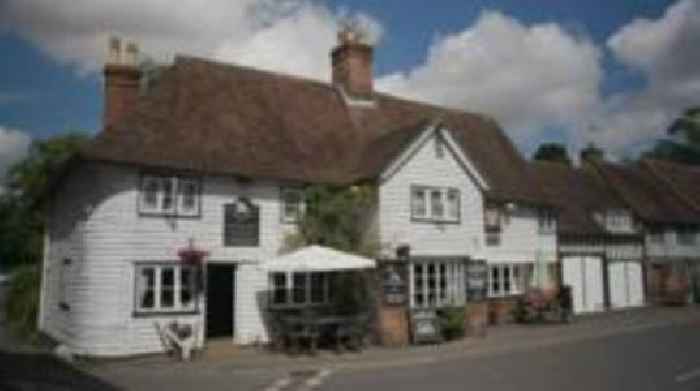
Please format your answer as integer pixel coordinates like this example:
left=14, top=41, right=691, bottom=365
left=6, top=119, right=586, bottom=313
left=411, top=260, right=466, bottom=308
left=134, top=263, right=197, bottom=314
left=269, top=271, right=331, bottom=307
left=488, top=263, right=533, bottom=297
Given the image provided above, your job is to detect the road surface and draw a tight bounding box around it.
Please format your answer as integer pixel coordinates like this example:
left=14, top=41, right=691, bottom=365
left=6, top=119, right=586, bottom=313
left=320, top=322, right=700, bottom=391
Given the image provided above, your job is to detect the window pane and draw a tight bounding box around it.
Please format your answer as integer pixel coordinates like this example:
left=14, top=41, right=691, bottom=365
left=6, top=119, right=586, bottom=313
left=180, top=267, right=193, bottom=308
left=431, top=191, right=444, bottom=218
left=427, top=263, right=436, bottom=306
left=503, top=266, right=511, bottom=294
left=180, top=180, right=198, bottom=212
left=139, top=268, right=155, bottom=309
left=161, top=267, right=175, bottom=308
left=447, top=190, right=459, bottom=220
left=162, top=178, right=174, bottom=211
left=143, top=178, right=159, bottom=209
left=412, top=189, right=427, bottom=218
left=439, top=263, right=447, bottom=303
left=310, top=273, right=325, bottom=304
left=293, top=273, right=307, bottom=304
left=491, top=266, right=500, bottom=295
left=272, top=273, right=287, bottom=304
left=414, top=264, right=424, bottom=307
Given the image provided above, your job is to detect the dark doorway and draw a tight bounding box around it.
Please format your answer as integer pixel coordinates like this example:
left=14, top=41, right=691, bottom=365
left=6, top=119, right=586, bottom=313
left=206, top=264, right=235, bottom=338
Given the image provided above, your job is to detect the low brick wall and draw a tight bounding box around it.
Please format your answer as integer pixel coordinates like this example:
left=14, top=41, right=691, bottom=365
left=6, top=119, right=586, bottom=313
left=487, top=297, right=520, bottom=325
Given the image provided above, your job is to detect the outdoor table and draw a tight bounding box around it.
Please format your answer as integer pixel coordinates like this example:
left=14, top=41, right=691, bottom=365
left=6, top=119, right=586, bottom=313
left=280, top=314, right=360, bottom=353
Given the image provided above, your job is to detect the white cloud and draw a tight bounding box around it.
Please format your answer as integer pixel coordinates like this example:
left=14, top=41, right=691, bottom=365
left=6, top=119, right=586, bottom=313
left=376, top=11, right=604, bottom=149
left=592, top=0, right=700, bottom=154
left=0, top=0, right=382, bottom=81
left=0, top=126, right=32, bottom=191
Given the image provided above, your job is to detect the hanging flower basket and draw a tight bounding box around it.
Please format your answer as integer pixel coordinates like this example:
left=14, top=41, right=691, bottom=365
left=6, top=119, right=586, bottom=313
left=177, top=241, right=209, bottom=292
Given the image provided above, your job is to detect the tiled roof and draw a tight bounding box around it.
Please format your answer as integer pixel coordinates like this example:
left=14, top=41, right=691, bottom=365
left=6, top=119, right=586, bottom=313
left=80, top=56, right=548, bottom=204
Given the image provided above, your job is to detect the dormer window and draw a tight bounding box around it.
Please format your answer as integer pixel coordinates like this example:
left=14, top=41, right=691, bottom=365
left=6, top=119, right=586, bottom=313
left=140, top=174, right=200, bottom=217
left=606, top=210, right=632, bottom=232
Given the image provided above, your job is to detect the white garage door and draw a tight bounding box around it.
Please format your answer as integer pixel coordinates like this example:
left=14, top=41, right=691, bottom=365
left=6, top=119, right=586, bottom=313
left=562, top=255, right=605, bottom=314
left=608, top=260, right=644, bottom=309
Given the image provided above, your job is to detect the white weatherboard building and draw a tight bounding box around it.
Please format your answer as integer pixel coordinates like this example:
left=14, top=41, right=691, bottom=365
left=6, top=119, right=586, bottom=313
left=37, top=33, right=700, bottom=357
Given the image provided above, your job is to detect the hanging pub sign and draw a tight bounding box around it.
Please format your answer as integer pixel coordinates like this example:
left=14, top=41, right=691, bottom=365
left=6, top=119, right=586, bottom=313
left=381, top=263, right=407, bottom=306
left=466, top=259, right=488, bottom=302
left=223, top=197, right=260, bottom=247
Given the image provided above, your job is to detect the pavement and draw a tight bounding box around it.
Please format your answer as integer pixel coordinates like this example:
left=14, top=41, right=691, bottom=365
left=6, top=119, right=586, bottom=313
left=2, top=306, right=700, bottom=390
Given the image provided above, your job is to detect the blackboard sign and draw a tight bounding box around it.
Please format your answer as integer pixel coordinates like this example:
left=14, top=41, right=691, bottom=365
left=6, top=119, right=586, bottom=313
left=411, top=309, right=442, bottom=344
left=466, top=259, right=488, bottom=302
left=382, top=264, right=406, bottom=306
left=223, top=198, right=259, bottom=247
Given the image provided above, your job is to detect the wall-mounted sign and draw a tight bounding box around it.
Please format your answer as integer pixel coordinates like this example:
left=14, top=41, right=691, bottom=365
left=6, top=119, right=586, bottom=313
left=466, top=259, right=488, bottom=302
left=382, top=264, right=406, bottom=306
left=410, top=309, right=442, bottom=344
left=223, top=198, right=260, bottom=247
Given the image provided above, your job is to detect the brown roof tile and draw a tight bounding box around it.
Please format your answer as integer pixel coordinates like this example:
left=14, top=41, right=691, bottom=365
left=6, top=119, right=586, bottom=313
left=643, top=159, right=700, bottom=213
left=81, top=56, right=548, bottom=204
left=591, top=161, right=700, bottom=225
left=529, top=161, right=626, bottom=236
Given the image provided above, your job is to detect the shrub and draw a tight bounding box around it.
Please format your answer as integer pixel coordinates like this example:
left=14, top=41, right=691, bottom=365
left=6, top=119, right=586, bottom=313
left=4, top=264, right=41, bottom=340
left=440, top=306, right=466, bottom=340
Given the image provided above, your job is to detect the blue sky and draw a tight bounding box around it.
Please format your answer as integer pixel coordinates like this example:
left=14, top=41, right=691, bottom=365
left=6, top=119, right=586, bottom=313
left=0, top=0, right=697, bottom=175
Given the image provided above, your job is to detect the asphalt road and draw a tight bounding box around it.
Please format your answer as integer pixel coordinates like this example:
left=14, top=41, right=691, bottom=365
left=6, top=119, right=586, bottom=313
left=320, top=322, right=700, bottom=391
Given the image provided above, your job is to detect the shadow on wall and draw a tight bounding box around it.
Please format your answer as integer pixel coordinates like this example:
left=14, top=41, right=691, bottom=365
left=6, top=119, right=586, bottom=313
left=0, top=351, right=120, bottom=391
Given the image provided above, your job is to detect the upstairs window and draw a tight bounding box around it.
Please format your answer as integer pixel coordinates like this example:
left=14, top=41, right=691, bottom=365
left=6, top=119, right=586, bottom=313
left=140, top=175, right=200, bottom=217
left=411, top=186, right=460, bottom=223
left=280, top=188, right=305, bottom=224
left=677, top=227, right=697, bottom=246
left=538, top=209, right=556, bottom=234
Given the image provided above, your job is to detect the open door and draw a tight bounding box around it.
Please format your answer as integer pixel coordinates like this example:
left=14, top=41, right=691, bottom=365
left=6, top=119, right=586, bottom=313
left=206, top=264, right=235, bottom=338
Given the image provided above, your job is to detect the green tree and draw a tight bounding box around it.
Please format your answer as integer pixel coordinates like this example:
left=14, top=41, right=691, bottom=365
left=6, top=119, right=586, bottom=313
left=643, top=107, right=700, bottom=165
left=532, top=143, right=572, bottom=166
left=0, top=132, right=89, bottom=270
left=282, top=184, right=379, bottom=257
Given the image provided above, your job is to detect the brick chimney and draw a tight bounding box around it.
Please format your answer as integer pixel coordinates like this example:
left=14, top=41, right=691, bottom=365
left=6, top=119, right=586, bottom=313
left=103, top=37, right=142, bottom=131
left=331, top=29, right=374, bottom=100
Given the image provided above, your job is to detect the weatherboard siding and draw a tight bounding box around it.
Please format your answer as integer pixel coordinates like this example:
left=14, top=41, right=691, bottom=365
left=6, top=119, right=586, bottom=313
left=379, top=134, right=483, bottom=257
left=378, top=133, right=554, bottom=265
left=479, top=206, right=558, bottom=264
left=42, top=162, right=287, bottom=356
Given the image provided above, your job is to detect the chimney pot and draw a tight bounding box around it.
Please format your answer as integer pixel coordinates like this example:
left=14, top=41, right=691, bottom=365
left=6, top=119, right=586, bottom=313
left=125, top=42, right=139, bottom=65
left=108, top=36, right=121, bottom=64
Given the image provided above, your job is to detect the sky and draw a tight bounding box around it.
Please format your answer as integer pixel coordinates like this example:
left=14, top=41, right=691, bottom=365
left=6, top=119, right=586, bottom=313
left=0, top=0, right=698, bottom=183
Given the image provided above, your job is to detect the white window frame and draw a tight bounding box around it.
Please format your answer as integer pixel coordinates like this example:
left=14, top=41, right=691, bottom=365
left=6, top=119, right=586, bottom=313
left=435, top=136, right=445, bottom=159
left=538, top=209, right=556, bottom=234
left=606, top=210, right=632, bottom=232
left=134, top=263, right=198, bottom=314
left=487, top=263, right=531, bottom=297
left=410, top=260, right=465, bottom=308
left=280, top=188, right=305, bottom=224
left=410, top=185, right=460, bottom=223
left=268, top=271, right=331, bottom=307
left=139, top=174, right=201, bottom=217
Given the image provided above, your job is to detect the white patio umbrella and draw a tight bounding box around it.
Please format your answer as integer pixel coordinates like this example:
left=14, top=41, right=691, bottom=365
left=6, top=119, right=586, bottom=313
left=264, top=245, right=376, bottom=272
